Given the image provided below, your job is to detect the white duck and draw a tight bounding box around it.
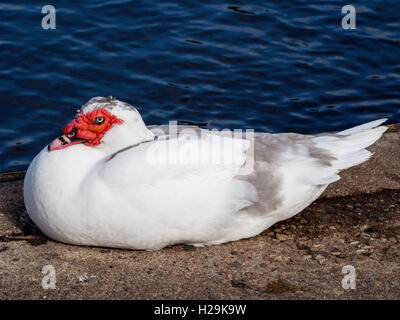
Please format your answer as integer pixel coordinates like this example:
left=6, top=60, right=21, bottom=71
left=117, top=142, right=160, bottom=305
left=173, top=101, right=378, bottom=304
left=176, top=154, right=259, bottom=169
left=24, top=97, right=387, bottom=250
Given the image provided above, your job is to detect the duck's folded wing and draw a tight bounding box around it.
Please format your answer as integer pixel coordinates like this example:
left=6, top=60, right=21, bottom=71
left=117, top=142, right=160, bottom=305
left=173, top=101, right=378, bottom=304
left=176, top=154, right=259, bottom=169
left=97, top=119, right=387, bottom=223
left=98, top=130, right=251, bottom=188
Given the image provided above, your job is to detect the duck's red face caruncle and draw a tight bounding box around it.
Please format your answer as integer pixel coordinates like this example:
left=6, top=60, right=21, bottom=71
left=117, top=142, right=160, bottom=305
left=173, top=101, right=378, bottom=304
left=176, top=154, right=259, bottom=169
left=48, top=108, right=123, bottom=151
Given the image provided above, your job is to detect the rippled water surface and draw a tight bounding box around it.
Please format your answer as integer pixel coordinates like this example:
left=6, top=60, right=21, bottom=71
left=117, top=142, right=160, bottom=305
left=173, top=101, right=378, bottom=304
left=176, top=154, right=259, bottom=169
left=1, top=0, right=399, bottom=173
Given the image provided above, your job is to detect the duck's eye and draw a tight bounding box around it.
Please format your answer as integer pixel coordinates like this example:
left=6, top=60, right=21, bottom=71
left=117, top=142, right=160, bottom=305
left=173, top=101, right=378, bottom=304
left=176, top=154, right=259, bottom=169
left=94, top=117, right=105, bottom=125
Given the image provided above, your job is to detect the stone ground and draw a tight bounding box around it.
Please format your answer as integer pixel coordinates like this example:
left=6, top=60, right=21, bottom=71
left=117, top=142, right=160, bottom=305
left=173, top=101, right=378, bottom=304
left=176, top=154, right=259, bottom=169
left=0, top=125, right=400, bottom=300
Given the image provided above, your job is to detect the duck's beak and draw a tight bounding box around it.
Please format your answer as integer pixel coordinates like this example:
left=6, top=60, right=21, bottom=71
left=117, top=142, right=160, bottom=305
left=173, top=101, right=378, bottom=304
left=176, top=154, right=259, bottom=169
left=48, top=129, right=87, bottom=152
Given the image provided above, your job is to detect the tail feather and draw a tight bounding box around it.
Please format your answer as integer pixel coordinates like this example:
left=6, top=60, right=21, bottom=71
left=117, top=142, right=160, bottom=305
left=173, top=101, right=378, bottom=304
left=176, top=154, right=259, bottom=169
left=337, top=118, right=388, bottom=136
left=333, top=148, right=372, bottom=171
left=310, top=119, right=387, bottom=185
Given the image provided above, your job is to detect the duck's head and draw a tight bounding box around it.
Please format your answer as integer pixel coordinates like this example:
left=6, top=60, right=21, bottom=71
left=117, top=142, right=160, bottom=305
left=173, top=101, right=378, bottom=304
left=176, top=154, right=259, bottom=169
left=48, top=97, right=155, bottom=154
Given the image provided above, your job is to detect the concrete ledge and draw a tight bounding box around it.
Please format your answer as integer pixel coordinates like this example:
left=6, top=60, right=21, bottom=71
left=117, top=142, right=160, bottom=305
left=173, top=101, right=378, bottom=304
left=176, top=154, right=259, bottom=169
left=0, top=125, right=399, bottom=299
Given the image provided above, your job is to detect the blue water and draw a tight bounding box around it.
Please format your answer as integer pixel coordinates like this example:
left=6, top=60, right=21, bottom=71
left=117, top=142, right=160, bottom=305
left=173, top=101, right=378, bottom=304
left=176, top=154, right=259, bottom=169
left=1, top=1, right=399, bottom=173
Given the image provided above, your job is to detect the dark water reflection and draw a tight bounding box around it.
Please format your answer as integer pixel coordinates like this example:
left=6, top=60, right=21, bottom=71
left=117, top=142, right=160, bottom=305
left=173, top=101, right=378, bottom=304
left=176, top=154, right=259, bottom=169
left=0, top=1, right=399, bottom=172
